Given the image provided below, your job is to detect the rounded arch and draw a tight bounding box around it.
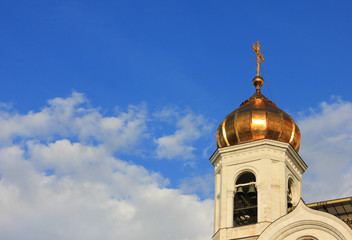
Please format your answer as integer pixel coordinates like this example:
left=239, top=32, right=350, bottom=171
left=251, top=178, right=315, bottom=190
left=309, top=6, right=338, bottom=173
left=297, top=236, right=318, bottom=240
left=258, top=200, right=352, bottom=240
left=266, top=220, right=345, bottom=240
left=236, top=171, right=256, bottom=184
left=232, top=166, right=259, bottom=189
left=286, top=173, right=296, bottom=189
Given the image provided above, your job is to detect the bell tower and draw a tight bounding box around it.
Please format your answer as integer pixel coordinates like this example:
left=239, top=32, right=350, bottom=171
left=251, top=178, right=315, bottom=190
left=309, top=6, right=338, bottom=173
left=211, top=42, right=307, bottom=240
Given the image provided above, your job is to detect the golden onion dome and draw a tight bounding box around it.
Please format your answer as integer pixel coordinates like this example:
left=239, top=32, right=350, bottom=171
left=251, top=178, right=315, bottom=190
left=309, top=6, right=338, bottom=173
left=216, top=76, right=301, bottom=152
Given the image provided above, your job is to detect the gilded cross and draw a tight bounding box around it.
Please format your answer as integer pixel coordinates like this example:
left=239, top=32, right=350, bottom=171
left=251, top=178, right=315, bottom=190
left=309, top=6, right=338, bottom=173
left=252, top=41, right=264, bottom=76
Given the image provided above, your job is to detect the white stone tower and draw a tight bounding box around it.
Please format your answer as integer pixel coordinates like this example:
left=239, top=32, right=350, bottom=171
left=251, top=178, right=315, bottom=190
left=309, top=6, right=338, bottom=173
left=211, top=41, right=308, bottom=239
left=211, top=139, right=307, bottom=240
left=210, top=42, right=352, bottom=239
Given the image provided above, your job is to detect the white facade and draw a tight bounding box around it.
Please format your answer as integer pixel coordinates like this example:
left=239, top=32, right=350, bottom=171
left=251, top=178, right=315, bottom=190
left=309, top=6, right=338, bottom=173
left=210, top=139, right=352, bottom=240
left=258, top=200, right=352, bottom=240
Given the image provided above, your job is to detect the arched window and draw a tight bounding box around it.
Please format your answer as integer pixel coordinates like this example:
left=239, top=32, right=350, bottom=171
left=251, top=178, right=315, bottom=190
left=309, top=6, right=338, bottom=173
left=287, top=179, right=293, bottom=212
left=233, top=172, right=257, bottom=227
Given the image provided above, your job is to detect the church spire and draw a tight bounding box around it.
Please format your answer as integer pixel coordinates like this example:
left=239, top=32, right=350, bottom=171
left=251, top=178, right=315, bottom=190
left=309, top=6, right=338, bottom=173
left=252, top=41, right=265, bottom=93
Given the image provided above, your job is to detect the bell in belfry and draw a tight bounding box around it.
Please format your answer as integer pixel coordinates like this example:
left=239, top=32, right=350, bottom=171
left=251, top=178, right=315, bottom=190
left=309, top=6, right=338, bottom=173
left=247, top=185, right=256, bottom=196
left=236, top=186, right=244, bottom=196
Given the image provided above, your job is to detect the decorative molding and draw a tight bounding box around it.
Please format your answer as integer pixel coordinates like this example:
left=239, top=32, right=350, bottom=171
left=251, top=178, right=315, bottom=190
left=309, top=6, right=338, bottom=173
left=257, top=200, right=352, bottom=240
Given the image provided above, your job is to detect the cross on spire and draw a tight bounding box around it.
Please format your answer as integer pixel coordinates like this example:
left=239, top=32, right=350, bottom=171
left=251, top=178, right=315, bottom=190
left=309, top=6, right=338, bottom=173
left=252, top=41, right=264, bottom=76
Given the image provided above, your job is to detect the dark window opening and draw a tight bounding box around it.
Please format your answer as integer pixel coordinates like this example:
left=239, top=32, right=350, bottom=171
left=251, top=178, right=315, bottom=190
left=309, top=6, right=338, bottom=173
left=233, top=172, right=257, bottom=227
left=287, top=180, right=293, bottom=212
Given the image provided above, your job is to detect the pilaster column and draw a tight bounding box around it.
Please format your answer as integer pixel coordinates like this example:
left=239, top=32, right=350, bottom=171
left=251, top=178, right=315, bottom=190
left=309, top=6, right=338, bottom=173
left=226, top=190, right=234, bottom=227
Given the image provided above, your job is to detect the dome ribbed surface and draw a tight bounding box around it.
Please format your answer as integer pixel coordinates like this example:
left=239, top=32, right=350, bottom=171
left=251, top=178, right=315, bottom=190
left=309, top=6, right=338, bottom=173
left=216, top=90, right=301, bottom=152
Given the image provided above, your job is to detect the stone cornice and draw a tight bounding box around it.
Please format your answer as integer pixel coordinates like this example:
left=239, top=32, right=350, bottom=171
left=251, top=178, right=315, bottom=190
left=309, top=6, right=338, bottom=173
left=210, top=139, right=308, bottom=174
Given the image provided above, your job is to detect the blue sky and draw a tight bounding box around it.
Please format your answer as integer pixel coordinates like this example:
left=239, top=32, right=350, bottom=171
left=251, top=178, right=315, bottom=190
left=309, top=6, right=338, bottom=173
left=0, top=1, right=352, bottom=239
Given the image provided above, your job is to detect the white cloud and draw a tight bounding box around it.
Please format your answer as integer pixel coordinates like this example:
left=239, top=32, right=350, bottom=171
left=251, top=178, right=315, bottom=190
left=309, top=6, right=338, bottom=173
left=0, top=93, right=213, bottom=240
left=179, top=174, right=214, bottom=199
left=4, top=91, right=351, bottom=239
left=155, top=108, right=213, bottom=160
left=0, top=92, right=147, bottom=152
left=298, top=97, right=352, bottom=202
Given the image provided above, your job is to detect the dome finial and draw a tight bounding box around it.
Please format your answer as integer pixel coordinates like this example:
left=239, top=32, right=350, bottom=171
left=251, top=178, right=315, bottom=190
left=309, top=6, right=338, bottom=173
left=252, top=76, right=264, bottom=92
